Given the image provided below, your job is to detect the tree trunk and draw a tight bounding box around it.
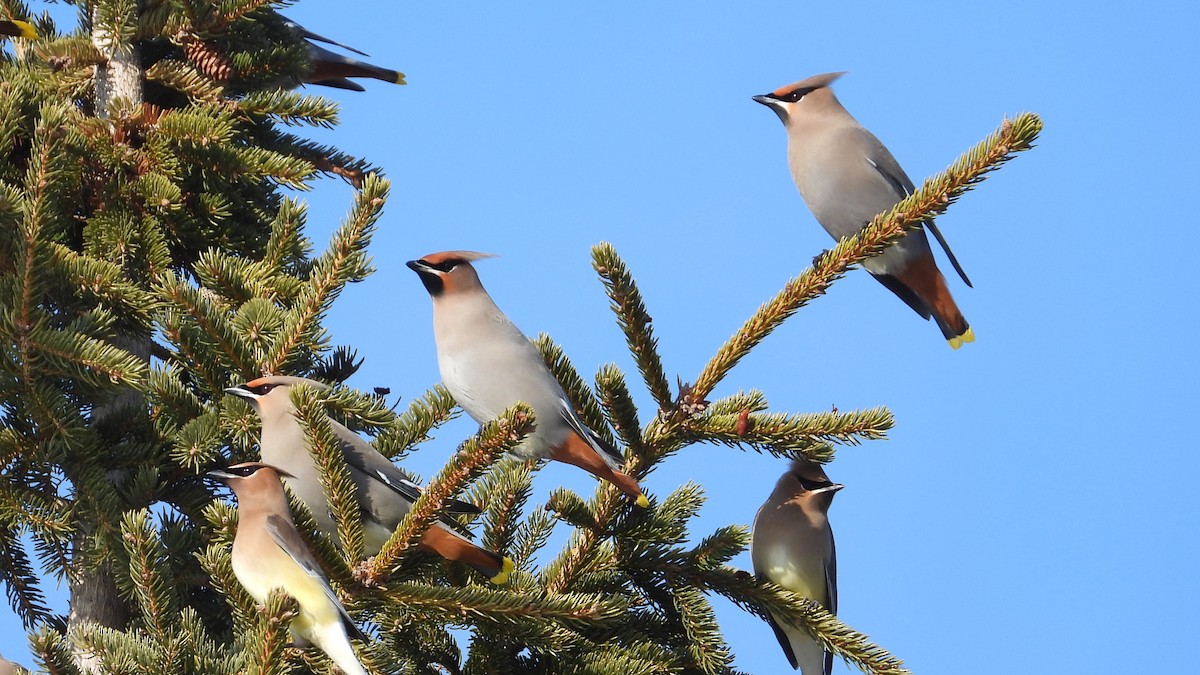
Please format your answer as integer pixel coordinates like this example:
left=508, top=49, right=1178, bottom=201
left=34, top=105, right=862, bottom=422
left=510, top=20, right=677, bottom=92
left=68, top=11, right=145, bottom=670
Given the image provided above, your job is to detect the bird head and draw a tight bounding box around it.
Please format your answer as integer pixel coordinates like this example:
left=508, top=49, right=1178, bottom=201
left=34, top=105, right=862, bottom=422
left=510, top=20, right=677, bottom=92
left=206, top=461, right=294, bottom=499
left=224, top=375, right=330, bottom=417
left=406, top=250, right=495, bottom=298
left=782, top=458, right=843, bottom=508
left=752, top=71, right=846, bottom=125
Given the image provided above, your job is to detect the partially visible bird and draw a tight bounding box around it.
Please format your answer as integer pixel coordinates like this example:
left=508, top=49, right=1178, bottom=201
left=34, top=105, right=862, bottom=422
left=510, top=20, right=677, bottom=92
left=754, top=72, right=975, bottom=349
left=407, top=251, right=647, bottom=507
left=751, top=459, right=843, bottom=674
left=225, top=376, right=513, bottom=584
left=281, top=18, right=404, bottom=91
left=302, top=42, right=406, bottom=91
left=208, top=462, right=369, bottom=675
left=0, top=20, right=37, bottom=40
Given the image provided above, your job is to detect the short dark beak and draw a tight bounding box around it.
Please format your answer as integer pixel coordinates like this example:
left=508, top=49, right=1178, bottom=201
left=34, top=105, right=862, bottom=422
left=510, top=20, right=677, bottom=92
left=753, top=94, right=788, bottom=124
left=205, top=469, right=233, bottom=482
left=224, top=386, right=252, bottom=399
left=407, top=259, right=444, bottom=295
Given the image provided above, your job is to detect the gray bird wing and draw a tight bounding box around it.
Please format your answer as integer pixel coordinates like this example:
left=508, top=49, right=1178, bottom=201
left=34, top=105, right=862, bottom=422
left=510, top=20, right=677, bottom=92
left=864, top=139, right=973, bottom=287
left=826, top=529, right=837, bottom=616
left=824, top=532, right=837, bottom=675
left=764, top=612, right=800, bottom=670
left=332, top=422, right=480, bottom=514
left=264, top=514, right=366, bottom=641
left=868, top=272, right=933, bottom=319
left=557, top=398, right=624, bottom=469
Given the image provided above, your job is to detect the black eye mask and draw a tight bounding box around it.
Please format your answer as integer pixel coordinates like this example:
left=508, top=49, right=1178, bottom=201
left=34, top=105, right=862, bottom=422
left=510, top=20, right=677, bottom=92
left=775, top=87, right=815, bottom=103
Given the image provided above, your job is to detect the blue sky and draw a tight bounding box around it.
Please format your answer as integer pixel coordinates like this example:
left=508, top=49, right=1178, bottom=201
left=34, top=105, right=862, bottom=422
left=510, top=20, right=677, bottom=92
left=4, top=1, right=1198, bottom=672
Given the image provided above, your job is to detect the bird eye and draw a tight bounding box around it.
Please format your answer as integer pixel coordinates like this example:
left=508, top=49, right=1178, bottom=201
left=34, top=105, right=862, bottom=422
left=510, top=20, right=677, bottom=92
left=779, top=87, right=814, bottom=103
left=231, top=465, right=260, bottom=477
left=426, top=259, right=461, bottom=273
left=249, top=383, right=277, bottom=395
left=798, top=477, right=832, bottom=491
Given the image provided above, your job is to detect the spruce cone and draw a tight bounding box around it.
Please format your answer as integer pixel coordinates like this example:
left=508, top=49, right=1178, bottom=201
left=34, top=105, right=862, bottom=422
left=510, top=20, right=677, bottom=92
left=184, top=40, right=234, bottom=81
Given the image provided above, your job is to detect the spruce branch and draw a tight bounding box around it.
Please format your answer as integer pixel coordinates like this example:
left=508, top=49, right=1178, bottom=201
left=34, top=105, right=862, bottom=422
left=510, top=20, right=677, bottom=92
left=683, top=407, right=894, bottom=461
left=692, top=113, right=1043, bottom=400
left=541, top=490, right=624, bottom=595
left=241, top=589, right=301, bottom=675
left=158, top=272, right=256, bottom=376
left=256, top=130, right=374, bottom=188
left=261, top=198, right=312, bottom=276
left=0, top=522, right=53, bottom=627
left=31, top=626, right=85, bottom=675
left=290, top=383, right=366, bottom=564
left=364, top=404, right=534, bottom=583
left=264, top=173, right=388, bottom=372
left=383, top=384, right=459, bottom=456
left=705, top=390, right=769, bottom=417
left=377, top=583, right=626, bottom=627
left=594, top=364, right=647, bottom=462
left=545, top=489, right=602, bottom=533
left=690, top=566, right=910, bottom=675
left=119, top=510, right=180, bottom=646
left=238, top=90, right=340, bottom=129
left=761, top=587, right=910, bottom=675
left=145, top=59, right=225, bottom=104
left=670, top=581, right=732, bottom=674
left=281, top=491, right=359, bottom=593
left=533, top=334, right=616, bottom=452
left=512, top=507, right=556, bottom=570
left=592, top=243, right=673, bottom=412
left=193, top=250, right=280, bottom=307
left=469, top=459, right=537, bottom=564
left=198, top=502, right=257, bottom=629
left=317, top=383, right=396, bottom=433
left=688, top=525, right=749, bottom=571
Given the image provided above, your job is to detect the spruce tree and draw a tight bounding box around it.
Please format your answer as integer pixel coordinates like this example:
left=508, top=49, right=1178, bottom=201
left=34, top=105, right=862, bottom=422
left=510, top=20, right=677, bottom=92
left=0, top=1, right=1041, bottom=673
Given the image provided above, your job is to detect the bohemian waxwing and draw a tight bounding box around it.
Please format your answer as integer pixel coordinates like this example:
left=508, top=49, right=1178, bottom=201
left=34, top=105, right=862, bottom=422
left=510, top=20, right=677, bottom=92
left=0, top=20, right=37, bottom=39
left=208, top=463, right=368, bottom=675
left=754, top=72, right=976, bottom=349
left=751, top=459, right=843, bottom=674
left=225, top=376, right=513, bottom=584
left=406, top=251, right=648, bottom=508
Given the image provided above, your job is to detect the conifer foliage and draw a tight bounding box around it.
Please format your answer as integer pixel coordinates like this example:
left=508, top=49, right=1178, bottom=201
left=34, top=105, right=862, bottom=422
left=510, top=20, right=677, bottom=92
left=0, top=1, right=1041, bottom=673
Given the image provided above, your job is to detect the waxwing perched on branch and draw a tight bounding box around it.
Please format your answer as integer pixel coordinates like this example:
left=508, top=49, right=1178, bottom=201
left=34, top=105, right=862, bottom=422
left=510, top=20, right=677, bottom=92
left=225, top=376, right=513, bottom=584
left=751, top=459, right=842, bottom=673
left=407, top=251, right=647, bottom=507
left=208, top=462, right=369, bottom=675
left=754, top=72, right=975, bottom=349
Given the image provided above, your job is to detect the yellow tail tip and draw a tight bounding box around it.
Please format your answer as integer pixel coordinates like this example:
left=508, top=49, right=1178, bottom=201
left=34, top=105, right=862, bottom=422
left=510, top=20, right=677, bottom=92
left=489, top=557, right=514, bottom=585
left=394, top=72, right=407, bottom=85
left=635, top=494, right=649, bottom=509
left=2, top=20, right=38, bottom=39
left=948, top=327, right=975, bottom=350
